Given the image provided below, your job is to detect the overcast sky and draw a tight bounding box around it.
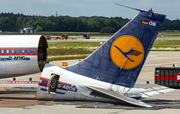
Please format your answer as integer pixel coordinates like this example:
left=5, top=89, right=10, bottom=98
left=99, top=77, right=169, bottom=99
left=0, top=0, right=179, bottom=20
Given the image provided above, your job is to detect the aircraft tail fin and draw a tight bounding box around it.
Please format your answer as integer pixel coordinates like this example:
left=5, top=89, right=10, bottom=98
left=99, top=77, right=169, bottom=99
left=64, top=6, right=166, bottom=88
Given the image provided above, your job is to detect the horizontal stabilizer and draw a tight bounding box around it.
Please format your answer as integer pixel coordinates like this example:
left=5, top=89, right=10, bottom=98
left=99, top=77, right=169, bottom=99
left=134, top=84, right=175, bottom=98
left=87, top=86, right=152, bottom=108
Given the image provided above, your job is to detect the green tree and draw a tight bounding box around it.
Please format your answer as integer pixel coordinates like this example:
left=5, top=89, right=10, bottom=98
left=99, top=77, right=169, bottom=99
left=0, top=17, right=15, bottom=31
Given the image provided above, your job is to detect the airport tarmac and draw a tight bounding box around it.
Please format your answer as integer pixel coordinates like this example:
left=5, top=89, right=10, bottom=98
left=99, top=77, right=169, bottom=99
left=1, top=51, right=180, bottom=114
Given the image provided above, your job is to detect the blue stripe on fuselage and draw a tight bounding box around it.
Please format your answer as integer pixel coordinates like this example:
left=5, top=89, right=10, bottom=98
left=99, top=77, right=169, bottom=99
left=0, top=48, right=38, bottom=55
left=0, top=57, right=31, bottom=61
left=40, top=88, right=65, bottom=95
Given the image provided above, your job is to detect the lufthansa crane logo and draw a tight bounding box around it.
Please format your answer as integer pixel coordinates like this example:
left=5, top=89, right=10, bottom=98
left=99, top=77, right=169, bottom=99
left=110, top=35, right=144, bottom=69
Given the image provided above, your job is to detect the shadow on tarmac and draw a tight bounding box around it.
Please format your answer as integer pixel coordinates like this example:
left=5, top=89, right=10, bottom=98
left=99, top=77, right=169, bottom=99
left=0, top=87, right=180, bottom=110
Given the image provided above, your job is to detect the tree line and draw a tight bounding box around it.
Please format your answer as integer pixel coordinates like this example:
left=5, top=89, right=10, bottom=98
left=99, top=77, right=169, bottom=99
left=0, top=12, right=179, bottom=33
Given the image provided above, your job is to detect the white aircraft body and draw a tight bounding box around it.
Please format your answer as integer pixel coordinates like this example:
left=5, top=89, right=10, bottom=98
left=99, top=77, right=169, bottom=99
left=36, top=5, right=174, bottom=107
left=0, top=35, right=48, bottom=78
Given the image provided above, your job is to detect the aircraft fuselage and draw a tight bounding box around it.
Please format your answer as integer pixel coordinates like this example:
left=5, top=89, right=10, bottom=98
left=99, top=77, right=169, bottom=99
left=37, top=64, right=141, bottom=102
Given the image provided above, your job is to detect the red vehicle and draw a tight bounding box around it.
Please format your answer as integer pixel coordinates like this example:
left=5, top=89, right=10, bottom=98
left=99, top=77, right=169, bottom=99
left=61, top=34, right=68, bottom=40
left=45, top=35, right=51, bottom=40
left=83, top=34, right=90, bottom=39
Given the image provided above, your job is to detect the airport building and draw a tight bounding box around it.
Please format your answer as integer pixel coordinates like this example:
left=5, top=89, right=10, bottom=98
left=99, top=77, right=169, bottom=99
left=20, top=27, right=36, bottom=33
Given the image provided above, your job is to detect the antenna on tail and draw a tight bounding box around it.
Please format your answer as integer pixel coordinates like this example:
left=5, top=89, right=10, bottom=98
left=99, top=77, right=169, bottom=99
left=115, top=3, right=142, bottom=11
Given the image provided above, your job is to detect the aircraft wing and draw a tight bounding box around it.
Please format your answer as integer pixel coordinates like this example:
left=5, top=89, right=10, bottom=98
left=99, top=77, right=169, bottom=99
left=87, top=86, right=152, bottom=108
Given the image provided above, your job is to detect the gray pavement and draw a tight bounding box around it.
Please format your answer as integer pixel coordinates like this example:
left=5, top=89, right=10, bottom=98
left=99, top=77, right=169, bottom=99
left=1, top=51, right=180, bottom=113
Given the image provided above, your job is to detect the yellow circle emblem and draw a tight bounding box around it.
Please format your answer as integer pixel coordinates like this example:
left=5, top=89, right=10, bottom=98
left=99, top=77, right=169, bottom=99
left=110, top=35, right=144, bottom=69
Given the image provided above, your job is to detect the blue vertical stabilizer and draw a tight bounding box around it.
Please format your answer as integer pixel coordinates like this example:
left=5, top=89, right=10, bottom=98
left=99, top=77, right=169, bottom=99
left=64, top=8, right=166, bottom=88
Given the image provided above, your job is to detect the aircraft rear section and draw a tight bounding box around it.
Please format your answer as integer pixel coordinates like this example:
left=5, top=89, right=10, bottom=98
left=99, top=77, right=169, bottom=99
left=155, top=67, right=180, bottom=88
left=36, top=5, right=170, bottom=108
